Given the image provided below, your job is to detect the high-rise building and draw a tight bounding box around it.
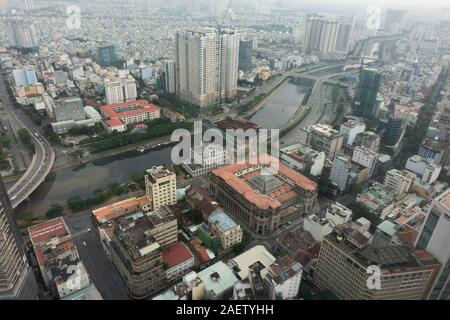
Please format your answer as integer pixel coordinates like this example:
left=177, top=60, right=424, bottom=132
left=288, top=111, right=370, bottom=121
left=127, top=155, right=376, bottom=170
left=383, top=169, right=414, bottom=195
left=104, top=77, right=137, bottom=104
left=0, top=0, right=9, bottom=13
left=354, top=131, right=380, bottom=152
left=383, top=9, right=407, bottom=34
left=0, top=177, right=38, bottom=300
left=329, top=156, right=353, bottom=192
left=406, top=155, right=442, bottom=186
left=109, top=215, right=167, bottom=299
left=238, top=39, right=253, bottom=72
left=163, top=60, right=176, bottom=94
left=353, top=69, right=382, bottom=118
left=352, top=146, right=378, bottom=177
left=220, top=30, right=240, bottom=101
left=438, top=100, right=450, bottom=138
left=210, top=0, right=228, bottom=18
left=381, top=115, right=404, bottom=147
left=303, top=16, right=339, bottom=58
left=145, top=166, right=177, bottom=211
left=175, top=28, right=239, bottom=109
left=335, top=22, right=352, bottom=54
left=97, top=45, right=118, bottom=67
left=20, top=0, right=33, bottom=10
left=306, top=124, right=343, bottom=160
left=416, top=189, right=450, bottom=300
left=314, top=225, right=441, bottom=300
left=340, top=119, right=366, bottom=146
left=6, top=19, right=38, bottom=53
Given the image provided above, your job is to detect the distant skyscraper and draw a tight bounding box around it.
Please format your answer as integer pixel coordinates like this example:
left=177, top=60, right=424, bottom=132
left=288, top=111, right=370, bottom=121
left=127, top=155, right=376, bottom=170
left=381, top=115, right=404, bottom=147
left=6, top=19, right=38, bottom=53
left=20, top=0, right=33, bottom=10
left=353, top=69, right=382, bottom=118
left=0, top=176, right=38, bottom=300
left=220, top=30, right=240, bottom=101
left=335, top=23, right=352, bottom=54
left=97, top=45, right=118, bottom=67
left=383, top=9, right=407, bottom=34
left=104, top=77, right=137, bottom=104
left=0, top=0, right=9, bottom=13
left=175, top=28, right=239, bottom=109
left=416, top=188, right=450, bottom=300
left=303, top=16, right=339, bottom=58
left=238, top=39, right=253, bottom=72
left=211, top=0, right=228, bottom=18
left=163, top=60, right=176, bottom=94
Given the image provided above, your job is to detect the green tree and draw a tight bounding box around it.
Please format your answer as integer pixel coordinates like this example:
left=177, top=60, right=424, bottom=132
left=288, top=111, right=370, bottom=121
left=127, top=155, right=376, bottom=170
left=67, top=196, right=86, bottom=212
left=46, top=203, right=64, bottom=219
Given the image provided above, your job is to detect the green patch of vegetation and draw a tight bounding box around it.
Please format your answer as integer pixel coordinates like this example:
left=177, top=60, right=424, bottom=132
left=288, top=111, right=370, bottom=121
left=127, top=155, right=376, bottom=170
left=302, top=86, right=313, bottom=106
left=46, top=203, right=64, bottom=219
left=22, top=105, right=43, bottom=126
left=17, top=128, right=35, bottom=153
left=83, top=118, right=192, bottom=154
left=154, top=92, right=199, bottom=118
left=348, top=202, right=381, bottom=233
left=66, top=182, right=131, bottom=212
left=44, top=125, right=61, bottom=143
left=186, top=208, right=203, bottom=224
left=68, top=123, right=104, bottom=136
left=0, top=133, right=10, bottom=148
left=232, top=230, right=252, bottom=255
left=0, top=147, right=9, bottom=170
left=395, top=67, right=449, bottom=168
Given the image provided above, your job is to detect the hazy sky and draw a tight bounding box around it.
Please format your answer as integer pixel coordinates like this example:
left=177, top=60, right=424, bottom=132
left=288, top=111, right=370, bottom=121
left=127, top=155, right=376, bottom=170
left=283, top=0, right=450, bottom=10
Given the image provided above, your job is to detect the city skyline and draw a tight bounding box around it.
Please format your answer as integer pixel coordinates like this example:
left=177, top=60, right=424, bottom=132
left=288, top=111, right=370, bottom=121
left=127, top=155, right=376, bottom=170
left=0, top=0, right=448, bottom=305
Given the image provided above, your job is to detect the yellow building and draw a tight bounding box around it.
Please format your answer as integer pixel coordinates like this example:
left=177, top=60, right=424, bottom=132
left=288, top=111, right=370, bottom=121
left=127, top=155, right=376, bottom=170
left=145, top=166, right=177, bottom=210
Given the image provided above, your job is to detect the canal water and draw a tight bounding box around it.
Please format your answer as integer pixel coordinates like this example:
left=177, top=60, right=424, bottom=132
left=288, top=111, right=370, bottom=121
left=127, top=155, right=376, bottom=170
left=250, top=79, right=310, bottom=129
left=16, top=78, right=313, bottom=216
left=16, top=146, right=173, bottom=215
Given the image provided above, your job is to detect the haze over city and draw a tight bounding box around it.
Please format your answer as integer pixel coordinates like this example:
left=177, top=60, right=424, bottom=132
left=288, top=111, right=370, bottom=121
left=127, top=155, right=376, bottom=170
left=0, top=0, right=449, bottom=307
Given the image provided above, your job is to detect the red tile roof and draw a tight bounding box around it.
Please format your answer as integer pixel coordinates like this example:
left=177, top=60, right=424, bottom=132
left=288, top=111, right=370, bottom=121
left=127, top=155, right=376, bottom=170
left=162, top=242, right=194, bottom=268
left=106, top=118, right=124, bottom=127
left=211, top=156, right=317, bottom=210
left=28, top=217, right=69, bottom=245
left=101, top=100, right=160, bottom=119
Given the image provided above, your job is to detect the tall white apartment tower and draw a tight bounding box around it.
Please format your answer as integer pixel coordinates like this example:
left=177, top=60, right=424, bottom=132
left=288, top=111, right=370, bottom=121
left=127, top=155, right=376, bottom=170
left=6, top=20, right=37, bottom=52
left=104, top=77, right=137, bottom=105
left=164, top=60, right=176, bottom=94
left=220, top=30, right=240, bottom=101
left=21, top=0, right=33, bottom=10
left=304, top=16, right=339, bottom=58
left=175, top=28, right=239, bottom=110
left=383, top=9, right=407, bottom=34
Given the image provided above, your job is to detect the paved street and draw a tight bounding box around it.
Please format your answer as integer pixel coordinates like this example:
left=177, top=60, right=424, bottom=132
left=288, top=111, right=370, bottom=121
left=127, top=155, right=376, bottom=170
left=0, top=74, right=55, bottom=209
left=64, top=212, right=130, bottom=300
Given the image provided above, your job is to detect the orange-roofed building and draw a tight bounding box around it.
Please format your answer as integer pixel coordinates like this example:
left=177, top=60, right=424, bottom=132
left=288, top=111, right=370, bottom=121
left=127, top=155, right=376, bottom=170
left=101, top=99, right=161, bottom=133
left=92, top=196, right=151, bottom=224
left=209, top=159, right=318, bottom=235
left=28, top=217, right=71, bottom=246
left=162, top=242, right=195, bottom=280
